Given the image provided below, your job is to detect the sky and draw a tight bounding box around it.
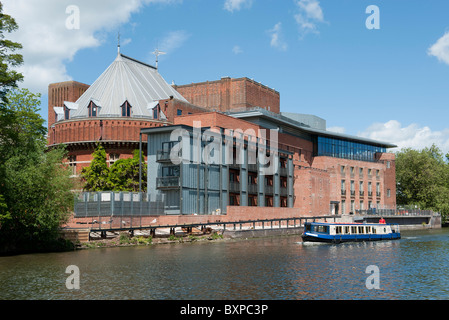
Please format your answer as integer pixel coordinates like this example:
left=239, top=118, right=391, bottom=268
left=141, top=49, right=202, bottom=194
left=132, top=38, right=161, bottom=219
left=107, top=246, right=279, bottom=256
left=4, top=0, right=449, bottom=154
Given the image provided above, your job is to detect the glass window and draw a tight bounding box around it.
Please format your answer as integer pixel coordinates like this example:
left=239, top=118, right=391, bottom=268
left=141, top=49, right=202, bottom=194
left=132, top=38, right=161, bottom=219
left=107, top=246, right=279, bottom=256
left=88, top=101, right=98, bottom=117
left=121, top=101, right=131, bottom=117
left=316, top=136, right=385, bottom=162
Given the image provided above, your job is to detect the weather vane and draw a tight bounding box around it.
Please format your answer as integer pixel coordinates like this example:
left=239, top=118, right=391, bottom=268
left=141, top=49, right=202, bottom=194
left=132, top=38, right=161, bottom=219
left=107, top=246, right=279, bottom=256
left=117, top=31, right=121, bottom=54
left=152, top=48, right=166, bottom=69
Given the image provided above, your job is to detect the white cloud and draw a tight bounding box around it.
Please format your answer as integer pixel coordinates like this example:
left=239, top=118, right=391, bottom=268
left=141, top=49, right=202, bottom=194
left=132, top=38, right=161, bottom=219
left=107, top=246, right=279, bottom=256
left=294, top=0, right=325, bottom=37
left=359, top=120, right=449, bottom=154
left=158, top=30, right=191, bottom=54
left=268, top=22, right=288, bottom=51
left=232, top=45, right=243, bottom=54
left=428, top=31, right=449, bottom=65
left=224, top=0, right=253, bottom=12
left=2, top=0, right=177, bottom=95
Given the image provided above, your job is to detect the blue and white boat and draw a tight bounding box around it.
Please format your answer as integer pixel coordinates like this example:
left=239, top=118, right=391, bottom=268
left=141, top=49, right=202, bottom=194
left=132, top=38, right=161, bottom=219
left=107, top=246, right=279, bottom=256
left=302, top=222, right=401, bottom=244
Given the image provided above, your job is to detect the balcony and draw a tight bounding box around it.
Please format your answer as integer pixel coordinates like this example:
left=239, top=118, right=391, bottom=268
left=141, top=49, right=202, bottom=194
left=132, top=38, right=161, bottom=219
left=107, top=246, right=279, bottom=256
left=279, top=167, right=288, bottom=176
left=248, top=164, right=258, bottom=172
left=229, top=181, right=240, bottom=193
left=248, top=183, right=258, bottom=194
left=280, top=186, right=288, bottom=196
left=350, top=190, right=356, bottom=197
left=156, top=176, right=180, bottom=189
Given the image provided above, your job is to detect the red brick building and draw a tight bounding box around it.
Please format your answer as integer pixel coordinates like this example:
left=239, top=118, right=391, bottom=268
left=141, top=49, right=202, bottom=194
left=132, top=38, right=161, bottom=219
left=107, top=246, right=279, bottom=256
left=48, top=52, right=206, bottom=175
left=49, top=50, right=396, bottom=219
left=173, top=77, right=280, bottom=113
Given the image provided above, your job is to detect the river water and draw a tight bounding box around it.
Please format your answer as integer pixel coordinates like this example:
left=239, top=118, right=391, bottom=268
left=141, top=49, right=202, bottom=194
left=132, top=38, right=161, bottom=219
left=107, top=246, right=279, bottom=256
left=1, top=228, right=449, bottom=300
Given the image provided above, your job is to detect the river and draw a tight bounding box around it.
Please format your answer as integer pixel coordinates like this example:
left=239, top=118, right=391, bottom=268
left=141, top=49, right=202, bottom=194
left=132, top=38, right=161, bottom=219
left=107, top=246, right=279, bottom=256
left=1, top=228, right=449, bottom=300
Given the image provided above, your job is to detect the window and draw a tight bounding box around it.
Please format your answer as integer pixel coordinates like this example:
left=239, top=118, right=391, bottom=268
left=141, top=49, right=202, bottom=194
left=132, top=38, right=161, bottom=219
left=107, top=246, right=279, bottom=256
left=121, top=101, right=132, bottom=117
left=341, top=200, right=346, bottom=214
left=387, top=161, right=391, bottom=169
left=229, top=194, right=240, bottom=206
left=68, top=155, right=76, bottom=176
left=88, top=101, right=98, bottom=117
left=315, top=225, right=329, bottom=234
left=64, top=106, right=70, bottom=120
left=249, top=196, right=257, bottom=206
left=109, top=153, right=120, bottom=166
left=316, top=137, right=386, bottom=162
left=387, top=189, right=391, bottom=198
left=177, top=109, right=182, bottom=116
left=162, top=165, right=180, bottom=177
left=341, top=180, right=346, bottom=195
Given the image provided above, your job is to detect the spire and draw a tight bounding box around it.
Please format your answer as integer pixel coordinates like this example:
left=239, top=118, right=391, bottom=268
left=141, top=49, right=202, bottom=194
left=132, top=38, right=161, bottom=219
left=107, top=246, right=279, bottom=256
left=117, top=32, right=121, bottom=54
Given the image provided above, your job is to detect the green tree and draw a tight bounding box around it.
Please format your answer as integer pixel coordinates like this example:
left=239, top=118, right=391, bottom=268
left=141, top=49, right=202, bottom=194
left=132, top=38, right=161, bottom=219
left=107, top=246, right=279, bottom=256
left=0, top=2, right=23, bottom=103
left=80, top=144, right=112, bottom=191
left=109, top=149, right=147, bottom=192
left=395, top=144, right=449, bottom=219
left=80, top=145, right=147, bottom=192
left=0, top=90, right=75, bottom=252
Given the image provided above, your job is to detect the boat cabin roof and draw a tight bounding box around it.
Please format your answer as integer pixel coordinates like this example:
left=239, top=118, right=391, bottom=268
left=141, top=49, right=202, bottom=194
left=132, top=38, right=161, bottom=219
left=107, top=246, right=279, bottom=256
left=305, top=222, right=398, bottom=226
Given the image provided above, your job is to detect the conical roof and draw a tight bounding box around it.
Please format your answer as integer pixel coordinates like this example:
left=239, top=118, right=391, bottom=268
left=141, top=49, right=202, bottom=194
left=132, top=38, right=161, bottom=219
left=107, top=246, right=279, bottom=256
left=69, top=53, right=187, bottom=119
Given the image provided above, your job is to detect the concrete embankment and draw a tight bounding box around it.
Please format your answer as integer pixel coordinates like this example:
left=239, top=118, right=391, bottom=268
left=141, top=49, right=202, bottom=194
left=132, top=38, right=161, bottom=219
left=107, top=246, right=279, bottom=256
left=222, top=226, right=304, bottom=239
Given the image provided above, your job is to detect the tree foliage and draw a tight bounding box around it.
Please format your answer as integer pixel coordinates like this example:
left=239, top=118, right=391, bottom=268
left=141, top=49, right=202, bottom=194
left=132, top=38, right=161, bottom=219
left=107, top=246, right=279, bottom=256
left=81, top=144, right=147, bottom=192
left=80, top=144, right=111, bottom=191
left=0, top=90, right=75, bottom=252
left=0, top=2, right=23, bottom=103
left=395, top=144, right=449, bottom=220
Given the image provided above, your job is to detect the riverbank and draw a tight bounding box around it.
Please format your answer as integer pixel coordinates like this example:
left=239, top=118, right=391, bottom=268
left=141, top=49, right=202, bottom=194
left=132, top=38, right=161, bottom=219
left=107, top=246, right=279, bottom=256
left=78, top=220, right=441, bottom=250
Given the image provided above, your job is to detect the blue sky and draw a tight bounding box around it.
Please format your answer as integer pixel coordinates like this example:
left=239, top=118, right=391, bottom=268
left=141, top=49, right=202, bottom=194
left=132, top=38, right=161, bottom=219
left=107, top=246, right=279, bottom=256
left=4, top=0, right=449, bottom=153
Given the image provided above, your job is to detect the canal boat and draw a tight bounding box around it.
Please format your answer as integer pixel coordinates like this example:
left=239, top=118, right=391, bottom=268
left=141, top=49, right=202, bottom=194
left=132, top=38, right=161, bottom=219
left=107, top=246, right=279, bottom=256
left=301, top=222, right=401, bottom=244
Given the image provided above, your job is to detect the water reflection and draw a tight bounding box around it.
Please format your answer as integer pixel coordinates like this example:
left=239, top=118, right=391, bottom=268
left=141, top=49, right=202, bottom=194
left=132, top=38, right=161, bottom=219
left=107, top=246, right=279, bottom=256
left=1, top=229, right=449, bottom=299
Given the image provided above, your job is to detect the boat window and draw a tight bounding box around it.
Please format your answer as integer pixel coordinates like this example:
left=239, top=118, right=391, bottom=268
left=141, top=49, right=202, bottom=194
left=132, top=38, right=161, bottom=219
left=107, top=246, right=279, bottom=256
left=335, top=226, right=342, bottom=234
left=315, top=225, right=329, bottom=234
left=305, top=224, right=311, bottom=232
left=372, top=227, right=376, bottom=234
left=344, top=226, right=350, bottom=234
left=366, top=226, right=371, bottom=233
left=351, top=226, right=357, bottom=234
left=358, top=226, right=364, bottom=234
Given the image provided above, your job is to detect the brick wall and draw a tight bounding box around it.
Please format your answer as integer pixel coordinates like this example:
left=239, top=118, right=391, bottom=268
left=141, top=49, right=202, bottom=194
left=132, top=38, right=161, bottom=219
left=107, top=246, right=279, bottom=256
left=49, top=118, right=166, bottom=146
left=312, top=154, right=397, bottom=213
left=48, top=81, right=89, bottom=129
left=174, top=77, right=280, bottom=114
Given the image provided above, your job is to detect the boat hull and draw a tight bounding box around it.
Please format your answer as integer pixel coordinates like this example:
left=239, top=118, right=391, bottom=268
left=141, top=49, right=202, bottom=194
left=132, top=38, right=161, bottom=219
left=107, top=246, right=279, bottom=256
left=301, top=232, right=401, bottom=244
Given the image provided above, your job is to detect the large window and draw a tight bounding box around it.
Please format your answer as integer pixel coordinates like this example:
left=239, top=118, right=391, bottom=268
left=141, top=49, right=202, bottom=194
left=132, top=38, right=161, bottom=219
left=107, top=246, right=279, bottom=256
left=316, top=136, right=386, bottom=162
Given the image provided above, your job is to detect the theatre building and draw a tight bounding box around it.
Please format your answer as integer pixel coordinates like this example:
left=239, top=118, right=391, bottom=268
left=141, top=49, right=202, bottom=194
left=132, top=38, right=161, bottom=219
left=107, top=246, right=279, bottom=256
left=48, top=49, right=396, bottom=217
